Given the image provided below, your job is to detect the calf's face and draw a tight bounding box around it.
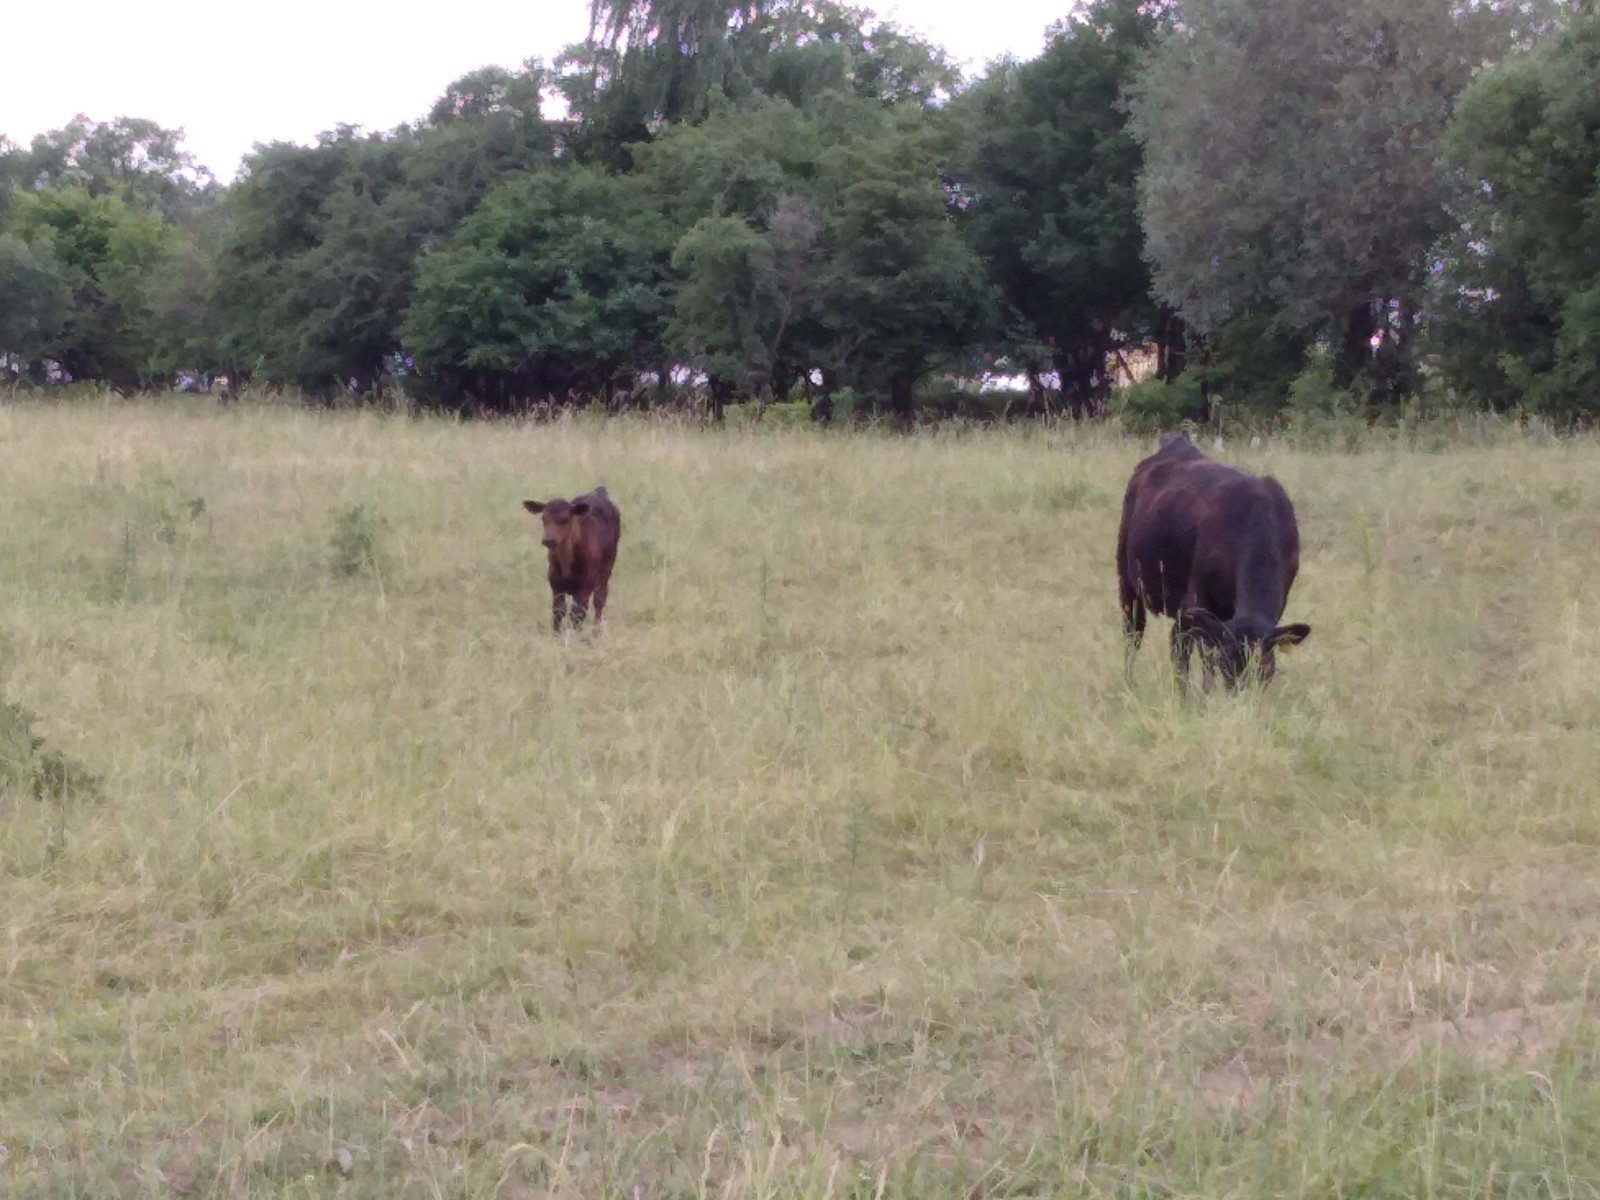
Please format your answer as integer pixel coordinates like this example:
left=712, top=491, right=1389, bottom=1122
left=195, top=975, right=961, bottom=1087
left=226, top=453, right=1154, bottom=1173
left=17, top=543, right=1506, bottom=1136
left=523, top=498, right=591, bottom=550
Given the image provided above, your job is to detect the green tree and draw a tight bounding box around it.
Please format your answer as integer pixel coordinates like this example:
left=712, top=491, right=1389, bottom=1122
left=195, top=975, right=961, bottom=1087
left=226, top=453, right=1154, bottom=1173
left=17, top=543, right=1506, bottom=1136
left=16, top=115, right=214, bottom=221
left=955, top=0, right=1168, bottom=416
left=402, top=164, right=672, bottom=410
left=1437, top=7, right=1600, bottom=417
left=11, top=187, right=177, bottom=387
left=410, top=60, right=560, bottom=227
left=0, top=233, right=73, bottom=382
left=558, top=0, right=959, bottom=164
left=640, top=98, right=829, bottom=408
left=220, top=65, right=557, bottom=396
left=817, top=131, right=989, bottom=417
left=220, top=130, right=419, bottom=393
left=1129, top=0, right=1514, bottom=405
left=141, top=200, right=232, bottom=381
left=635, top=92, right=988, bottom=417
left=671, top=214, right=786, bottom=404
left=0, top=137, right=22, bottom=227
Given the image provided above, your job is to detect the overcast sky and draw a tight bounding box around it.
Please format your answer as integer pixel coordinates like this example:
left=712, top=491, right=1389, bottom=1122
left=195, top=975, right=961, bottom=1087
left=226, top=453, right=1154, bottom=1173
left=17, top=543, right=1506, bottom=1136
left=3, top=0, right=1070, bottom=180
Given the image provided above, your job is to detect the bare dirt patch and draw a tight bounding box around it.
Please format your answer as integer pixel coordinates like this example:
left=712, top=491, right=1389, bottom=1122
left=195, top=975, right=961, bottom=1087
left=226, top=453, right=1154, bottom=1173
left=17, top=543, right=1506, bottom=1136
left=538, top=1086, right=640, bottom=1134
left=1195, top=1057, right=1272, bottom=1113
left=1403, top=1002, right=1579, bottom=1069
left=797, top=999, right=898, bottom=1047
left=1192, top=1001, right=1584, bottom=1113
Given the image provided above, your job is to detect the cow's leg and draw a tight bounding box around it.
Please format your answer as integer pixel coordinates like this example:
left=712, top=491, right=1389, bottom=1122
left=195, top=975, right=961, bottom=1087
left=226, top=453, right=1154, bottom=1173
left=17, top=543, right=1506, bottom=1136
left=1170, top=621, right=1193, bottom=696
left=592, top=580, right=609, bottom=630
left=551, top=592, right=568, bottom=633
left=1121, top=589, right=1145, bottom=684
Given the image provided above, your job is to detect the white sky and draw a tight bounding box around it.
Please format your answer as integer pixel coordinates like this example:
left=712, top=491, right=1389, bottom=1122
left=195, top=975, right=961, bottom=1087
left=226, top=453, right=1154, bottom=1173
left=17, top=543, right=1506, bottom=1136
left=2, top=0, right=1069, bottom=181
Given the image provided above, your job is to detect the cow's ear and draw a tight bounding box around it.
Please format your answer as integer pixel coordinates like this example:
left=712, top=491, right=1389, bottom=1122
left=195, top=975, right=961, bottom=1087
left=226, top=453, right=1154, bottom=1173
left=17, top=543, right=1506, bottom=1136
left=570, top=501, right=590, bottom=517
left=1178, top=607, right=1229, bottom=647
left=1269, top=622, right=1311, bottom=650
left=523, top=500, right=545, bottom=514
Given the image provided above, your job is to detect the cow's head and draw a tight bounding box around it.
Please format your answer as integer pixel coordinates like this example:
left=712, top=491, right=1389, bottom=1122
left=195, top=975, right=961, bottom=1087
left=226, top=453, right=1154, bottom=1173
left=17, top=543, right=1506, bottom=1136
left=523, top=497, right=591, bottom=551
left=1179, top=609, right=1311, bottom=688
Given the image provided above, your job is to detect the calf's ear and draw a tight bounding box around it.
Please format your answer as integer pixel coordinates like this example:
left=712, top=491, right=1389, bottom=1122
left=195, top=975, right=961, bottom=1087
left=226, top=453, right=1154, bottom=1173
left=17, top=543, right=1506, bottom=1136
left=570, top=501, right=591, bottom=517
left=1269, top=622, right=1311, bottom=649
left=523, top=500, right=545, bottom=514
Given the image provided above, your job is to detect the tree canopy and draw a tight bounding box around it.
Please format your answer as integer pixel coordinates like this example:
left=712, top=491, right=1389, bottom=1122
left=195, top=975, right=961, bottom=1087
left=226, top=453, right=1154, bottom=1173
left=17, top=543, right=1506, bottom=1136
left=3, top=0, right=1597, bottom=423
left=1131, top=0, right=1490, bottom=398
left=403, top=164, right=671, bottom=409
left=1437, top=7, right=1600, bottom=417
left=955, top=0, right=1168, bottom=415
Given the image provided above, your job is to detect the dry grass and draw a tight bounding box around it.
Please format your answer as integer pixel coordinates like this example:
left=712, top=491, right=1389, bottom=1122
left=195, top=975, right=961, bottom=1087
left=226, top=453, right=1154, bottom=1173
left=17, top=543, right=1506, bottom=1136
left=2, top=398, right=1599, bottom=1197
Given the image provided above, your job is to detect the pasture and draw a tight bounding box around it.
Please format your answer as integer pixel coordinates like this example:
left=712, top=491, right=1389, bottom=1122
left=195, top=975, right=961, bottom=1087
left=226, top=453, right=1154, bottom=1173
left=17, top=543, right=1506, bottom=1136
left=2, top=400, right=1599, bottom=1197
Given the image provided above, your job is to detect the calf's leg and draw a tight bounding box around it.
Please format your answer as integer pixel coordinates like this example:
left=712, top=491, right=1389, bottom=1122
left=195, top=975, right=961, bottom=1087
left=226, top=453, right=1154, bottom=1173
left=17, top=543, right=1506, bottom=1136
left=551, top=591, right=568, bottom=633
left=569, top=584, right=596, bottom=630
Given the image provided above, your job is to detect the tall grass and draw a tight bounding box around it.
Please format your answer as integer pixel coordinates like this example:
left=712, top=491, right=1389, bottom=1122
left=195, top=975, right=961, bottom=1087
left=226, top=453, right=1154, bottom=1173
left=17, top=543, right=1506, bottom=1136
left=1, top=399, right=1598, bottom=1197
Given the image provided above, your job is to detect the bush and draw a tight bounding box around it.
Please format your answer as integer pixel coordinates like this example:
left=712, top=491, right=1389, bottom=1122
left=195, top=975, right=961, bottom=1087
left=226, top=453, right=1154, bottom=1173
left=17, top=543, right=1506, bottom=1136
left=825, top=387, right=860, bottom=423
left=1110, top=372, right=1203, bottom=433
left=329, top=504, right=386, bottom=578
left=1286, top=348, right=1358, bottom=417
left=1, top=701, right=100, bottom=803
left=1284, top=348, right=1365, bottom=446
left=757, top=399, right=814, bottom=427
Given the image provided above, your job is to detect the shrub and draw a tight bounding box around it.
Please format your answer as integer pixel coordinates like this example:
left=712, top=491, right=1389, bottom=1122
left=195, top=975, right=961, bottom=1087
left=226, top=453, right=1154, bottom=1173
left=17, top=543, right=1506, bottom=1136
left=329, top=504, right=386, bottom=578
left=1, top=701, right=100, bottom=803
left=1287, top=348, right=1358, bottom=417
left=1284, top=347, right=1365, bottom=447
left=757, top=399, right=813, bottom=427
left=1111, top=372, right=1203, bottom=433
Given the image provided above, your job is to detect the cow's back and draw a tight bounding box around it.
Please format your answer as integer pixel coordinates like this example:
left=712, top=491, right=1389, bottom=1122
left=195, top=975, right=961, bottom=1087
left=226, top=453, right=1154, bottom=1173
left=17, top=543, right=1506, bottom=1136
left=1182, top=467, right=1298, bottom=623
left=1254, top=474, right=1300, bottom=596
left=576, top=487, right=622, bottom=568
left=1119, top=440, right=1288, bottom=618
left=1119, top=441, right=1213, bottom=614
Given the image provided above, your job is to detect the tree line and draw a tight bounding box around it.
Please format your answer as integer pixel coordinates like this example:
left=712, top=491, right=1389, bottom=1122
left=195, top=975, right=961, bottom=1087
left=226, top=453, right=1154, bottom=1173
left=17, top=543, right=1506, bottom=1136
left=1, top=0, right=1594, bottom=424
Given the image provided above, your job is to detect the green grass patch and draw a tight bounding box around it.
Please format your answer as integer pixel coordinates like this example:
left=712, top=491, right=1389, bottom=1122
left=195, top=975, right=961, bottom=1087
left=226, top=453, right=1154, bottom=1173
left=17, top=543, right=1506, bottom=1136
left=0, top=400, right=1597, bottom=1196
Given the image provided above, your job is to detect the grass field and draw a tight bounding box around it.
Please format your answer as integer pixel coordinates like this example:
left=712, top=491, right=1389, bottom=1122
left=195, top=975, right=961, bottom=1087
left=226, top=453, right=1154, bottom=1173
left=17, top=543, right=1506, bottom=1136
left=2, top=399, right=1600, bottom=1197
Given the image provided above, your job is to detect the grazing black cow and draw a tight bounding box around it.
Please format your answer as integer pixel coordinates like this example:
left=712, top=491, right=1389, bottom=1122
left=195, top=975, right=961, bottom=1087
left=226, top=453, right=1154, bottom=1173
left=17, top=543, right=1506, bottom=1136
left=1116, top=436, right=1311, bottom=689
left=522, top=486, right=622, bottom=632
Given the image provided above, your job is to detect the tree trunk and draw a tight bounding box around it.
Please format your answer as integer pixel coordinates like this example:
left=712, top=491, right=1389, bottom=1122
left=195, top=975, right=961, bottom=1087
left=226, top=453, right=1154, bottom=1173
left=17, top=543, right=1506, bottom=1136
left=1025, top=360, right=1051, bottom=416
left=1338, top=298, right=1376, bottom=387
left=811, top=367, right=837, bottom=424
left=1370, top=295, right=1416, bottom=408
left=654, top=362, right=671, bottom=410
left=1157, top=308, right=1189, bottom=383
left=888, top=374, right=915, bottom=428
left=707, top=375, right=733, bottom=424
left=1054, top=349, right=1093, bottom=419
